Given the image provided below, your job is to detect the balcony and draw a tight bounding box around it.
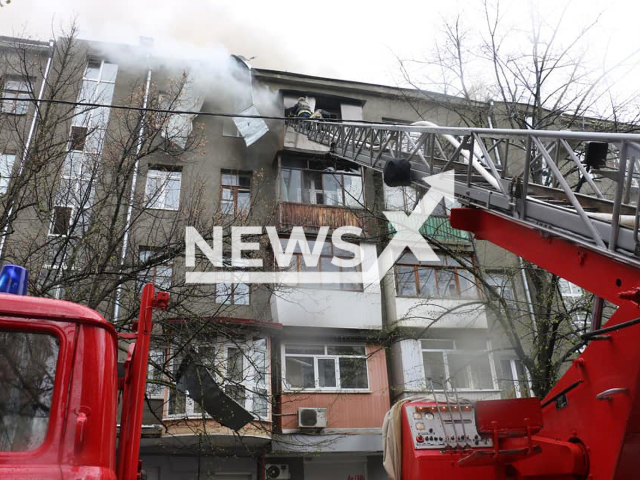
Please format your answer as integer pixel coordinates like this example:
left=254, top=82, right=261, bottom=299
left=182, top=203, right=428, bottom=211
left=388, top=215, right=470, bottom=244
left=277, top=201, right=367, bottom=232
left=283, top=125, right=331, bottom=154
left=422, top=216, right=470, bottom=243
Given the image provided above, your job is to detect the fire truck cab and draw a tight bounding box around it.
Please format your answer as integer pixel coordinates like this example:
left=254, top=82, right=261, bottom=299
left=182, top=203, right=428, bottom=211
left=0, top=265, right=166, bottom=480
left=0, top=293, right=119, bottom=479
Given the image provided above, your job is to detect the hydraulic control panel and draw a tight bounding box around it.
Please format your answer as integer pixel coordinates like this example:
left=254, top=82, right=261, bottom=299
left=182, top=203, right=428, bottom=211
left=405, top=402, right=492, bottom=450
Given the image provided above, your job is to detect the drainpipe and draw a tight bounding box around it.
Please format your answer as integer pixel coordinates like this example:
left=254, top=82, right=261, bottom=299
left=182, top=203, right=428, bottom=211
left=0, top=39, right=55, bottom=258
left=519, top=257, right=537, bottom=334
left=113, top=62, right=152, bottom=322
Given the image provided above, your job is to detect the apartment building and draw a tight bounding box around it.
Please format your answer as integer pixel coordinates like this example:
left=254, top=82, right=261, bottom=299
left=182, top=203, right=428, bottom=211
left=0, top=36, right=537, bottom=480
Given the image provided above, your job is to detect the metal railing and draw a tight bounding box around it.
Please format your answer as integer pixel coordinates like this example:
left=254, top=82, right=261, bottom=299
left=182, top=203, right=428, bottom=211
left=289, top=120, right=640, bottom=269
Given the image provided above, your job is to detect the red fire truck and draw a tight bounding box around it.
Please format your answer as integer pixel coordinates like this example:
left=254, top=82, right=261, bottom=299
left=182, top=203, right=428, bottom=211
left=0, top=271, right=168, bottom=480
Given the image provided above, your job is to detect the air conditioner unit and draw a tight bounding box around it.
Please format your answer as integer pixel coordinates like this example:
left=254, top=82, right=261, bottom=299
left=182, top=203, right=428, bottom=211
left=265, top=464, right=290, bottom=480
left=298, top=407, right=327, bottom=428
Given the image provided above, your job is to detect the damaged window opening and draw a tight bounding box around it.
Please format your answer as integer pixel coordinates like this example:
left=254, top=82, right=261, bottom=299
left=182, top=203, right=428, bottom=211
left=167, top=339, right=268, bottom=419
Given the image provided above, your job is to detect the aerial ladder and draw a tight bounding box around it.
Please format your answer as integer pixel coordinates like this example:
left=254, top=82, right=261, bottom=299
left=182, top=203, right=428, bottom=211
left=291, top=118, right=640, bottom=479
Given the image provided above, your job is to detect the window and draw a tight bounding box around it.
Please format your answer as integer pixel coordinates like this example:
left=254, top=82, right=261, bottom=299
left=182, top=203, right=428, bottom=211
left=146, top=349, right=165, bottom=399
left=220, top=170, right=251, bottom=215
left=280, top=158, right=363, bottom=208
left=167, top=339, right=268, bottom=419
left=138, top=249, right=173, bottom=290
left=1, top=77, right=30, bottom=115
left=384, top=184, right=418, bottom=212
left=395, top=254, right=477, bottom=299
left=421, top=338, right=496, bottom=391
left=215, top=282, right=250, bottom=305
left=69, top=126, right=88, bottom=152
left=499, top=359, right=531, bottom=399
left=0, top=153, right=16, bottom=194
left=284, top=344, right=369, bottom=391
left=280, top=238, right=362, bottom=291
left=39, top=265, right=67, bottom=299
left=145, top=167, right=181, bottom=210
left=50, top=206, right=72, bottom=236
left=83, top=60, right=118, bottom=83
left=558, top=278, right=590, bottom=330
left=0, top=330, right=59, bottom=451
left=485, top=272, right=517, bottom=313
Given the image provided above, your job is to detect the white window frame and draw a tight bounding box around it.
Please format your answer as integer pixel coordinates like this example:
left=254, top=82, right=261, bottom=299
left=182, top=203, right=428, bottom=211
left=1, top=77, right=30, bottom=115
left=146, top=349, right=166, bottom=399
left=383, top=184, right=418, bottom=212
left=420, top=338, right=498, bottom=392
left=138, top=249, right=173, bottom=291
left=144, top=168, right=182, bottom=211
left=0, top=153, right=16, bottom=194
left=282, top=344, right=370, bottom=392
left=40, top=263, right=70, bottom=299
left=558, top=278, right=590, bottom=330
left=485, top=271, right=517, bottom=312
left=214, top=282, right=251, bottom=305
left=220, top=170, right=252, bottom=216
left=499, top=358, right=533, bottom=399
left=165, top=338, right=269, bottom=421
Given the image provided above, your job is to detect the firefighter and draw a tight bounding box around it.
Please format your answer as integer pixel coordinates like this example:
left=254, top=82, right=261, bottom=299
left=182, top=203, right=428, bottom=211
left=286, top=96, right=313, bottom=118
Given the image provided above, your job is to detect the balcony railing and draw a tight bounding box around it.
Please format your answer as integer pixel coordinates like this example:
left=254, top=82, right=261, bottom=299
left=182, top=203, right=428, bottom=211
left=278, top=202, right=367, bottom=231
left=388, top=216, right=470, bottom=243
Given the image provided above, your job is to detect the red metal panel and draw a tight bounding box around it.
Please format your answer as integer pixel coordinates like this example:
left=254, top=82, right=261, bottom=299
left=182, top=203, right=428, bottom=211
left=450, top=208, right=640, bottom=479
left=475, top=398, right=542, bottom=437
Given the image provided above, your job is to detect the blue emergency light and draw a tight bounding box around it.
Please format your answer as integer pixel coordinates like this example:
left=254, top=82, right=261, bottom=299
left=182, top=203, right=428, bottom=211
left=0, top=264, right=29, bottom=295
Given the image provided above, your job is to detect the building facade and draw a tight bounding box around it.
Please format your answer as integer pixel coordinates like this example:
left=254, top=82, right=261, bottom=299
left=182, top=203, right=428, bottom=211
left=0, top=35, right=539, bottom=480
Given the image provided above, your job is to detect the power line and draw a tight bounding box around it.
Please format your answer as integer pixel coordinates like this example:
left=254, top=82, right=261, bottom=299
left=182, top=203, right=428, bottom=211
left=0, top=97, right=404, bottom=126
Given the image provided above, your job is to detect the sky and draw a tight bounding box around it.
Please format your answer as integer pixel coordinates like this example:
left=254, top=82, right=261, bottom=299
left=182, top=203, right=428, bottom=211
left=0, top=0, right=639, bottom=94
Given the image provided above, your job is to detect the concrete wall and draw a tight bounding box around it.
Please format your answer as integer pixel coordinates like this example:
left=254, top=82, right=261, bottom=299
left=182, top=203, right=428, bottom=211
left=270, top=243, right=382, bottom=330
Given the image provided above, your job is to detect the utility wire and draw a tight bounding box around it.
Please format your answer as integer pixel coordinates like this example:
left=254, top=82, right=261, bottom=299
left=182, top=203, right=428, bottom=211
left=0, top=96, right=406, bottom=126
